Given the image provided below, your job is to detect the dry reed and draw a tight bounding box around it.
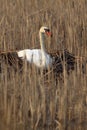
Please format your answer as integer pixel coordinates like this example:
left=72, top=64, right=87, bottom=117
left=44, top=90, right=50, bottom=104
left=0, top=0, right=87, bottom=130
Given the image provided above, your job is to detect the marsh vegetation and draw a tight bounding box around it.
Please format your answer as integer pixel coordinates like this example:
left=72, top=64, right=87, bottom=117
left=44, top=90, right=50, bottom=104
left=0, top=0, right=87, bottom=130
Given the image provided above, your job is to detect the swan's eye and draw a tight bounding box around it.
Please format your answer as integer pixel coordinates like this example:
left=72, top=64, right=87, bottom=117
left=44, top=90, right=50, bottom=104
left=44, top=28, right=50, bottom=32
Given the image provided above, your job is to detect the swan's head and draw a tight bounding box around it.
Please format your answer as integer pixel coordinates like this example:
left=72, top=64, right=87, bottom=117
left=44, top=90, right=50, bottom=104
left=39, top=26, right=52, bottom=37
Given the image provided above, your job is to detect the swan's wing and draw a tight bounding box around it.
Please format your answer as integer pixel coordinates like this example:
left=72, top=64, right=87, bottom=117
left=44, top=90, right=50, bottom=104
left=18, top=49, right=33, bottom=63
left=0, top=51, right=23, bottom=72
left=17, top=49, right=43, bottom=67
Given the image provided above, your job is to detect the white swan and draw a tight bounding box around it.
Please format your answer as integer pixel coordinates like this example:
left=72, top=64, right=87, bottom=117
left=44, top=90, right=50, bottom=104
left=17, top=26, right=53, bottom=68
left=0, top=26, right=76, bottom=74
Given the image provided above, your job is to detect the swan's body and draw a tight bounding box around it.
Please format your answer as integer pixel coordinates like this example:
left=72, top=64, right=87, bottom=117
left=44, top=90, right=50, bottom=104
left=17, top=49, right=52, bottom=68
left=17, top=26, right=53, bottom=68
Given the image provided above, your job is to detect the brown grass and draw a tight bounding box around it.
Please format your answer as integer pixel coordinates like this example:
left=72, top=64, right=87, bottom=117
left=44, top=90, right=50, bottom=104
left=0, top=0, right=87, bottom=130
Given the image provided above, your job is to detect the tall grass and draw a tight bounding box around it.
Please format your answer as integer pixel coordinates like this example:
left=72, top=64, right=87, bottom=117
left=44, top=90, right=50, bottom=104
left=0, top=0, right=87, bottom=130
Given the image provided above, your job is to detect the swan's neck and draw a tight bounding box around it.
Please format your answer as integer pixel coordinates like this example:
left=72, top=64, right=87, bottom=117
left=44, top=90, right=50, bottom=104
left=39, top=32, right=46, bottom=53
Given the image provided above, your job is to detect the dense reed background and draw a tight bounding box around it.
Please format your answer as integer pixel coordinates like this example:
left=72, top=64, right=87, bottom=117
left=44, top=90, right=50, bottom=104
left=0, top=0, right=87, bottom=130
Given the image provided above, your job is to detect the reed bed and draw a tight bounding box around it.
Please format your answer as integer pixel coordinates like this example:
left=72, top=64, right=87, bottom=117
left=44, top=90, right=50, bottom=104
left=0, top=0, right=87, bottom=130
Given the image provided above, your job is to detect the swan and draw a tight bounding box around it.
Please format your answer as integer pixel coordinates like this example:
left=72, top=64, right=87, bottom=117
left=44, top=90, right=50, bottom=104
left=17, top=26, right=53, bottom=68
left=0, top=26, right=76, bottom=74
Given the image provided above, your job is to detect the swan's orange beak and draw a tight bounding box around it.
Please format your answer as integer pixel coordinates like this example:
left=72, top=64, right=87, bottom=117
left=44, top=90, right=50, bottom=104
left=45, top=31, right=52, bottom=37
